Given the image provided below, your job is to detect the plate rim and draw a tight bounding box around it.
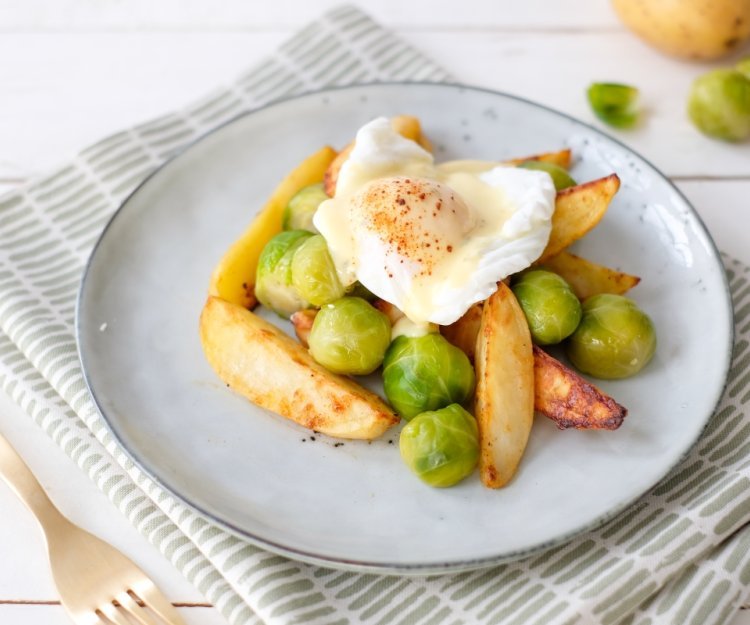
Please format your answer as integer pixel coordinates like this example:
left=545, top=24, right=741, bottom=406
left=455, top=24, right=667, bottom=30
left=75, top=80, right=735, bottom=574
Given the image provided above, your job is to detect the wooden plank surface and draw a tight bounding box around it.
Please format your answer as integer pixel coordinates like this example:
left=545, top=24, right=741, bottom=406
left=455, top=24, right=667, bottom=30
left=0, top=0, right=620, bottom=30
left=1, top=31, right=748, bottom=183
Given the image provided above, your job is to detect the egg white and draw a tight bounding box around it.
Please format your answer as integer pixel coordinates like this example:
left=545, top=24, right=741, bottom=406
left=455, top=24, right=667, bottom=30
left=313, top=117, right=556, bottom=326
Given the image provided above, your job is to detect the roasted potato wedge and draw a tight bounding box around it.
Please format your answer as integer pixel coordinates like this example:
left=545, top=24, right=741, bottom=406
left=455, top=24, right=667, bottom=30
left=542, top=251, right=640, bottom=300
left=503, top=148, right=572, bottom=169
left=209, top=146, right=337, bottom=308
left=323, top=144, right=353, bottom=198
left=200, top=296, right=399, bottom=439
left=373, top=298, right=406, bottom=325
left=533, top=346, right=627, bottom=430
left=441, top=303, right=483, bottom=363
left=538, top=174, right=621, bottom=263
left=474, top=282, right=534, bottom=488
left=290, top=308, right=316, bottom=347
left=443, top=301, right=627, bottom=430
left=323, top=115, right=432, bottom=196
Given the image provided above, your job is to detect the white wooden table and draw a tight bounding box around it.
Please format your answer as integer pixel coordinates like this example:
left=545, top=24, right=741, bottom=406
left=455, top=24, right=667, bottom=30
left=1, top=2, right=748, bottom=623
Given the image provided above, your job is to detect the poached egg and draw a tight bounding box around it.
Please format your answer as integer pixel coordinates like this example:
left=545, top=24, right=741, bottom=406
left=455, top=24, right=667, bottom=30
left=313, top=117, right=556, bottom=326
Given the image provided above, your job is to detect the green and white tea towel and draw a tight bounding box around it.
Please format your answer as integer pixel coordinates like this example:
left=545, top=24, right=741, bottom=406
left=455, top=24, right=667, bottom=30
left=1, top=5, right=750, bottom=625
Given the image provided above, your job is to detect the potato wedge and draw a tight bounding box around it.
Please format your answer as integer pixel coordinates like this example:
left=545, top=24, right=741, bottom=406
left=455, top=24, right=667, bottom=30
left=443, top=301, right=627, bottom=430
left=391, top=114, right=433, bottom=151
left=323, top=115, right=432, bottom=196
left=503, top=148, right=572, bottom=169
left=208, top=146, right=337, bottom=308
left=533, top=346, right=627, bottom=430
left=542, top=251, right=640, bottom=300
left=441, top=303, right=483, bottom=363
left=323, top=144, right=353, bottom=198
left=538, top=174, right=621, bottom=263
left=474, top=283, right=534, bottom=488
left=200, top=296, right=399, bottom=439
left=372, top=298, right=405, bottom=325
left=290, top=308, right=316, bottom=347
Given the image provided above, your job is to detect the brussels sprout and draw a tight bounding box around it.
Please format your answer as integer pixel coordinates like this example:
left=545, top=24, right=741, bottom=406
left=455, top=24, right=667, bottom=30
left=282, top=183, right=328, bottom=232
left=687, top=69, right=750, bottom=142
left=346, top=281, right=377, bottom=302
left=291, top=234, right=345, bottom=307
left=738, top=58, right=750, bottom=80
left=512, top=269, right=582, bottom=345
left=566, top=294, right=656, bottom=379
left=399, top=404, right=479, bottom=487
left=587, top=83, right=640, bottom=129
left=518, top=160, right=577, bottom=191
left=383, top=333, right=475, bottom=419
left=308, top=297, right=391, bottom=375
left=255, top=230, right=313, bottom=317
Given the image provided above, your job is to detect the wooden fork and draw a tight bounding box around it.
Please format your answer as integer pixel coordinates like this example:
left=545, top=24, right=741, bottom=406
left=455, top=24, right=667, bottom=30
left=0, top=432, right=186, bottom=625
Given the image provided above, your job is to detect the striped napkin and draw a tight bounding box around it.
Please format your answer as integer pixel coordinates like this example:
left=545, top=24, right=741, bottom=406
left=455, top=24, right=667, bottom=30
left=1, top=6, right=750, bottom=625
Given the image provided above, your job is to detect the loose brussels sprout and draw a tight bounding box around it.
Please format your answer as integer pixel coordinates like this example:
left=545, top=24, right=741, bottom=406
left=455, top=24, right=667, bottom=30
left=282, top=183, right=328, bottom=232
left=587, top=83, right=640, bottom=129
left=518, top=160, right=577, bottom=191
left=566, top=294, right=656, bottom=379
left=308, top=297, right=391, bottom=375
left=399, top=404, right=479, bottom=487
left=512, top=269, right=582, bottom=345
left=738, top=58, right=750, bottom=80
left=687, top=69, right=750, bottom=142
left=255, top=230, right=313, bottom=317
left=383, top=333, right=475, bottom=419
left=291, top=234, right=345, bottom=307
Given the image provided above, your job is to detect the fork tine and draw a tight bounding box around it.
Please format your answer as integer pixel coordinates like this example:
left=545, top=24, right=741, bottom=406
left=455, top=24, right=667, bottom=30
left=99, top=602, right=133, bottom=625
left=115, top=591, right=161, bottom=625
left=132, top=579, right=186, bottom=625
left=69, top=609, right=107, bottom=625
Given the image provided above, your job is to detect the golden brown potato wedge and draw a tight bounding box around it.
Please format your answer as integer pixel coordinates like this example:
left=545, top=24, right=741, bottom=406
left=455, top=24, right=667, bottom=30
left=323, top=115, right=432, bottom=196
left=503, top=148, right=572, bottom=169
left=474, top=283, right=534, bottom=488
left=208, top=146, right=337, bottom=308
left=200, top=297, right=399, bottom=439
left=323, top=144, right=353, bottom=198
left=441, top=303, right=483, bottom=363
left=533, top=346, right=627, bottom=430
left=443, top=300, right=627, bottom=430
left=542, top=251, right=640, bottom=300
left=372, top=299, right=405, bottom=325
left=290, top=309, right=316, bottom=347
left=391, top=115, right=433, bottom=151
left=538, top=174, right=621, bottom=263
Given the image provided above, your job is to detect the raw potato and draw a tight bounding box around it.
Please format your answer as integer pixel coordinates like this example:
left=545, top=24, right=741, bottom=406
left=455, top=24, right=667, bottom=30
left=200, top=296, right=399, bottom=439
left=533, top=346, right=627, bottom=430
left=503, top=148, right=572, bottom=169
left=542, top=251, right=640, bottom=299
left=324, top=115, right=432, bottom=196
left=474, top=282, right=534, bottom=488
left=612, top=0, right=750, bottom=60
left=208, top=146, right=337, bottom=308
left=538, top=174, right=621, bottom=263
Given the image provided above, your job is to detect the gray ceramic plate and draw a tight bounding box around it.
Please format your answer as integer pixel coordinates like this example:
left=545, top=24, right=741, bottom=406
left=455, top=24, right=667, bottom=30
left=77, top=83, right=733, bottom=574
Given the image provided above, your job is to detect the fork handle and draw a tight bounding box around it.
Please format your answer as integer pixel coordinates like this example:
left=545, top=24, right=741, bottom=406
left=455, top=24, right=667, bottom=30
left=0, top=433, right=67, bottom=535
